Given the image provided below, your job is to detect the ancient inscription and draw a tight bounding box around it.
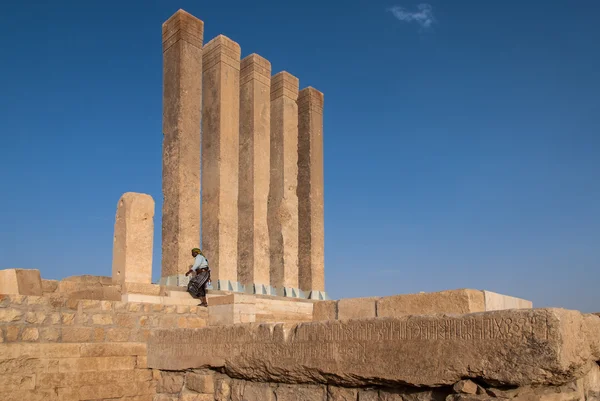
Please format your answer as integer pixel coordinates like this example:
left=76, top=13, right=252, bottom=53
left=149, top=312, right=550, bottom=368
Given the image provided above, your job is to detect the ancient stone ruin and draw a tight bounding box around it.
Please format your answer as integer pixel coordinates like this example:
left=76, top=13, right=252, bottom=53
left=1, top=9, right=598, bottom=401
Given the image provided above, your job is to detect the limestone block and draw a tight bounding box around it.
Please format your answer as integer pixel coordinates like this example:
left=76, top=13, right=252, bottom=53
left=338, top=297, right=378, bottom=320
left=236, top=381, right=276, bottom=401
left=269, top=71, right=300, bottom=295
left=0, top=269, right=42, bottom=296
left=41, top=279, right=58, bottom=293
left=122, top=282, right=162, bottom=296
left=275, top=384, right=326, bottom=401
left=158, top=371, right=184, bottom=394
left=358, top=390, right=379, bottom=401
left=238, top=53, right=272, bottom=291
left=161, top=10, right=204, bottom=280
left=79, top=342, right=146, bottom=357
left=148, top=308, right=598, bottom=388
left=186, top=372, right=215, bottom=393
left=328, top=386, right=358, bottom=401
left=313, top=301, right=337, bottom=321
left=58, top=356, right=137, bottom=372
left=453, top=380, right=479, bottom=394
left=483, top=290, right=532, bottom=310
left=298, top=87, right=325, bottom=295
left=202, top=34, right=241, bottom=289
left=112, top=192, right=155, bottom=284
left=376, top=289, right=485, bottom=317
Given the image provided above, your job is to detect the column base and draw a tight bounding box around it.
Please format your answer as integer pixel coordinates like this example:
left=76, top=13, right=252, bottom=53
left=307, top=290, right=329, bottom=300
left=214, top=279, right=245, bottom=293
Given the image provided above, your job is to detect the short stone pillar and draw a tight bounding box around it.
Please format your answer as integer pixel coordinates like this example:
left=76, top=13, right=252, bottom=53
left=202, top=35, right=243, bottom=292
left=112, top=192, right=155, bottom=284
left=269, top=71, right=301, bottom=297
left=238, top=54, right=274, bottom=295
left=298, top=87, right=327, bottom=300
left=160, top=10, right=204, bottom=286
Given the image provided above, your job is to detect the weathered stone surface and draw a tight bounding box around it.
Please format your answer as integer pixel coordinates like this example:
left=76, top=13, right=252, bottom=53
left=275, top=383, right=326, bottom=401
left=313, top=300, right=337, bottom=321
left=41, top=279, right=58, bottom=293
left=298, top=87, right=325, bottom=296
left=202, top=34, right=241, bottom=290
left=186, top=372, right=214, bottom=394
left=453, top=380, right=478, bottom=394
left=0, top=269, right=42, bottom=296
left=238, top=53, right=271, bottom=292
left=328, top=386, right=357, bottom=401
left=377, top=289, right=485, bottom=317
left=483, top=291, right=532, bottom=311
left=148, top=308, right=599, bottom=387
left=338, top=297, right=379, bottom=320
left=158, top=371, right=184, bottom=394
left=112, top=192, right=155, bottom=284
left=161, top=9, right=203, bottom=280
left=269, top=71, right=300, bottom=295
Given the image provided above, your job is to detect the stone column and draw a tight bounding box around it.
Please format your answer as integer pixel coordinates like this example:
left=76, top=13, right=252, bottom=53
left=268, top=72, right=301, bottom=297
left=160, top=10, right=203, bottom=286
left=202, top=35, right=243, bottom=292
left=238, top=54, right=274, bottom=295
left=112, top=192, right=155, bottom=284
left=297, top=88, right=327, bottom=300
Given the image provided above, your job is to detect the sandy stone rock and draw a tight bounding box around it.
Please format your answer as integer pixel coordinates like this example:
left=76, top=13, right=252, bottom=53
left=39, top=327, right=60, bottom=342
left=241, top=381, right=276, bottom=401
left=0, top=308, right=23, bottom=323
left=313, top=300, right=337, bottom=321
left=186, top=372, right=215, bottom=394
left=157, top=371, right=184, bottom=394
left=0, top=269, right=43, bottom=296
left=275, top=383, right=326, bottom=401
left=328, top=386, right=358, bottom=400
left=454, top=380, right=479, bottom=394
left=377, top=289, right=485, bottom=318
left=338, top=297, right=378, bottom=320
left=358, top=389, right=380, bottom=401
left=148, top=308, right=599, bottom=388
left=214, top=376, right=232, bottom=401
left=20, top=328, right=39, bottom=342
left=41, top=279, right=58, bottom=293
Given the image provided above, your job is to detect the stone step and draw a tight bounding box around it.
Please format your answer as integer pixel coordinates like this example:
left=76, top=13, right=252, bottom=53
left=122, top=293, right=203, bottom=306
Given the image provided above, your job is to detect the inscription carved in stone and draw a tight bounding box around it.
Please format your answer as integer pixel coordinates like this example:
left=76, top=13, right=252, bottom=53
left=147, top=308, right=596, bottom=387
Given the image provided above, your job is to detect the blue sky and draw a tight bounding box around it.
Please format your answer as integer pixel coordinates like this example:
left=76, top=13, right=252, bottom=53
left=1, top=1, right=598, bottom=312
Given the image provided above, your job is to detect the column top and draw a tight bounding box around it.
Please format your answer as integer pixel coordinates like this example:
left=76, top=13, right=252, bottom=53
left=240, top=54, right=271, bottom=85
left=271, top=71, right=299, bottom=100
left=203, top=35, right=241, bottom=72
left=162, top=9, right=204, bottom=52
left=298, top=86, right=324, bottom=114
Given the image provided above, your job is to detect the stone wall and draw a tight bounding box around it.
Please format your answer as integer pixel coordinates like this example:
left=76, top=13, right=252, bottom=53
left=0, top=294, right=207, bottom=401
left=153, top=364, right=600, bottom=401
left=0, top=294, right=207, bottom=344
left=313, top=289, right=533, bottom=321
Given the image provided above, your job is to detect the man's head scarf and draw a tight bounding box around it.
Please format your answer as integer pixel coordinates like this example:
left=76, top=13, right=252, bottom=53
left=192, top=248, right=203, bottom=256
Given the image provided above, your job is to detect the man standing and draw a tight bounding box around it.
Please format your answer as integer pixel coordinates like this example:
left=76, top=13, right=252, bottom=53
left=185, top=248, right=211, bottom=307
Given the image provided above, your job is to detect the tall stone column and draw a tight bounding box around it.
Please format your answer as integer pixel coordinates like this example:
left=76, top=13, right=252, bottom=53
left=269, top=72, right=301, bottom=297
left=202, top=35, right=243, bottom=292
left=112, top=192, right=155, bottom=284
left=238, top=54, right=274, bottom=295
left=298, top=87, right=327, bottom=300
left=160, top=10, right=203, bottom=286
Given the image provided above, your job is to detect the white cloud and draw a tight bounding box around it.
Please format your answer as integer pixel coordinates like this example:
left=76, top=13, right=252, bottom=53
left=388, top=3, right=435, bottom=29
